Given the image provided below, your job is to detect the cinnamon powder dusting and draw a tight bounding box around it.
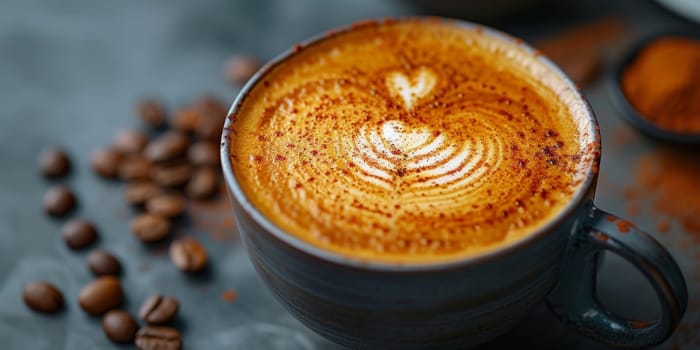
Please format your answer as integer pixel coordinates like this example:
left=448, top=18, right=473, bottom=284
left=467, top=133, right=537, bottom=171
left=627, top=149, right=700, bottom=237
left=221, top=289, right=238, bottom=303
left=188, top=183, right=238, bottom=242
left=616, top=220, right=632, bottom=233
left=656, top=219, right=671, bottom=234
left=591, top=231, right=609, bottom=242
left=630, top=320, right=652, bottom=329
left=626, top=203, right=640, bottom=216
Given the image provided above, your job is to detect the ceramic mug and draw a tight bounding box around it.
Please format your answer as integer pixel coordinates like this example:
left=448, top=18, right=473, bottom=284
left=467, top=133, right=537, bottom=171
left=220, top=18, right=687, bottom=349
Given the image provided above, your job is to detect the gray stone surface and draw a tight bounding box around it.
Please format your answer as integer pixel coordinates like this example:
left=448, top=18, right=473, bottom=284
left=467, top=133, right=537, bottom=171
left=0, top=0, right=696, bottom=349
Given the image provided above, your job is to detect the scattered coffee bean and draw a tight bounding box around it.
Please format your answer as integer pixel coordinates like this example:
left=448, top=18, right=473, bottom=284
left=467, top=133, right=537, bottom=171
left=131, top=213, right=171, bottom=242
left=170, top=237, right=208, bottom=272
left=124, top=181, right=162, bottom=206
left=172, top=107, right=201, bottom=133
left=188, top=141, right=219, bottom=167
left=87, top=249, right=122, bottom=276
left=118, top=154, right=152, bottom=181
left=137, top=99, right=167, bottom=129
left=113, top=129, right=149, bottom=154
left=225, top=54, right=262, bottom=85
left=194, top=115, right=224, bottom=140
left=151, top=161, right=192, bottom=188
left=78, top=276, right=123, bottom=316
left=23, top=281, right=63, bottom=313
left=193, top=97, right=227, bottom=140
left=144, top=131, right=189, bottom=163
left=146, top=193, right=185, bottom=218
left=38, top=147, right=71, bottom=178
left=102, top=309, right=139, bottom=344
left=139, top=295, right=179, bottom=325
left=91, top=148, right=124, bottom=179
left=196, top=96, right=228, bottom=119
left=62, top=219, right=98, bottom=250
left=31, top=96, right=229, bottom=337
left=135, top=326, right=182, bottom=350
left=43, top=185, right=76, bottom=217
left=186, top=167, right=218, bottom=199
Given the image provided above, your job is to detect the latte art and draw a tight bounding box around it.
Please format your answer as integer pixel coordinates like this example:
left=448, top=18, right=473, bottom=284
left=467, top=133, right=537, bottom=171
left=387, top=69, right=436, bottom=109
left=353, top=119, right=494, bottom=190
left=229, top=19, right=596, bottom=263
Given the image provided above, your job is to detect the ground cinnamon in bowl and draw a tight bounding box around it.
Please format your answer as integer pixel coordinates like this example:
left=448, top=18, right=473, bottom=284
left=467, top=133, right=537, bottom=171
left=621, top=36, right=700, bottom=134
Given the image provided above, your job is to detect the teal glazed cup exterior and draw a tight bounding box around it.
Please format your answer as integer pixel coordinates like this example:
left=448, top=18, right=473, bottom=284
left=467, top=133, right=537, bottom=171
left=221, top=18, right=687, bottom=349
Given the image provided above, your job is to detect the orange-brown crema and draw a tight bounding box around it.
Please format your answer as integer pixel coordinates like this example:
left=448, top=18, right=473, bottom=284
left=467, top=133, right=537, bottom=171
left=228, top=19, right=596, bottom=264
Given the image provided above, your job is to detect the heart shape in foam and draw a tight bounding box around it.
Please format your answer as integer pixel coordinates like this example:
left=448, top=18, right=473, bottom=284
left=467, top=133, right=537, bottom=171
left=387, top=68, right=437, bottom=110
left=356, top=117, right=481, bottom=191
left=381, top=120, right=433, bottom=156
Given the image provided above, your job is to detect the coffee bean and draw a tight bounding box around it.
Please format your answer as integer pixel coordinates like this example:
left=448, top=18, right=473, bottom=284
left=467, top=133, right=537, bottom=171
left=43, top=185, right=76, bottom=217
left=194, top=115, right=224, bottom=140
left=193, top=97, right=227, bottom=140
left=225, top=54, right=262, bottom=85
left=188, top=141, right=219, bottom=167
left=38, top=147, right=71, bottom=178
left=144, top=131, right=189, bottom=163
left=146, top=193, right=185, bottom=218
left=131, top=213, right=171, bottom=242
left=102, top=309, right=139, bottom=344
left=62, top=219, right=98, bottom=250
left=87, top=249, right=121, bottom=276
left=78, top=276, right=123, bottom=316
left=139, top=295, right=179, bottom=325
left=118, top=154, right=152, bottom=181
left=91, top=148, right=124, bottom=179
left=23, top=281, right=63, bottom=313
left=151, top=161, right=192, bottom=188
left=135, top=326, right=182, bottom=350
left=172, top=107, right=201, bottom=133
left=186, top=167, right=218, bottom=199
left=113, top=129, right=149, bottom=154
left=196, top=96, right=228, bottom=120
left=137, top=99, right=166, bottom=129
left=170, top=237, right=208, bottom=272
left=124, top=181, right=162, bottom=206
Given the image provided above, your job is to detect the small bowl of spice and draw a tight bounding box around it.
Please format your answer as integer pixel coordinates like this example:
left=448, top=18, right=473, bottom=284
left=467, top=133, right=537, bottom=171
left=610, top=31, right=700, bottom=144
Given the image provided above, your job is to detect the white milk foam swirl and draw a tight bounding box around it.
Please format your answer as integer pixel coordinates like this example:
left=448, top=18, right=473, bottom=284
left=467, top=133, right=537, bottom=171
left=352, top=120, right=495, bottom=192
left=346, top=69, right=499, bottom=200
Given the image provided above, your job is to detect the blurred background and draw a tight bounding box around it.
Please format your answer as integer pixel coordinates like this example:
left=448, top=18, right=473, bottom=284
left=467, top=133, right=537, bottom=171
left=0, top=0, right=698, bottom=349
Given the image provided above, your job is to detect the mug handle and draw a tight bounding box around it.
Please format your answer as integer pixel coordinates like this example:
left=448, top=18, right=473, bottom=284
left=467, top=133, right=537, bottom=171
left=547, top=205, right=687, bottom=348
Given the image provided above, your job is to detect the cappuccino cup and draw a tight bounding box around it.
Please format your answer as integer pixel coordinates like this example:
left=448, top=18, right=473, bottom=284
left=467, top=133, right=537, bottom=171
left=221, top=17, right=687, bottom=349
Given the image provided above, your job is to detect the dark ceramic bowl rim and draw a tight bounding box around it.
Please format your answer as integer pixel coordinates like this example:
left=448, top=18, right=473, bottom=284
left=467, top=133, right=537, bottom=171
left=608, top=29, right=700, bottom=144
left=220, top=17, right=601, bottom=272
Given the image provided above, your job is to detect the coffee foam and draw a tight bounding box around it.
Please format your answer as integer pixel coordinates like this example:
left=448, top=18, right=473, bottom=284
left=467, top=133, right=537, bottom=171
left=228, top=19, right=596, bottom=264
left=388, top=68, right=437, bottom=109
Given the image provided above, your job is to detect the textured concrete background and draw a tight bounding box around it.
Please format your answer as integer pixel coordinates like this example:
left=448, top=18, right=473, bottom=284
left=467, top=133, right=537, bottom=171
left=0, top=0, right=696, bottom=349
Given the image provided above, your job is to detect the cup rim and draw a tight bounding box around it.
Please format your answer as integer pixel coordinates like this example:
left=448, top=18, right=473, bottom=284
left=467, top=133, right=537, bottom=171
left=220, top=16, right=601, bottom=272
